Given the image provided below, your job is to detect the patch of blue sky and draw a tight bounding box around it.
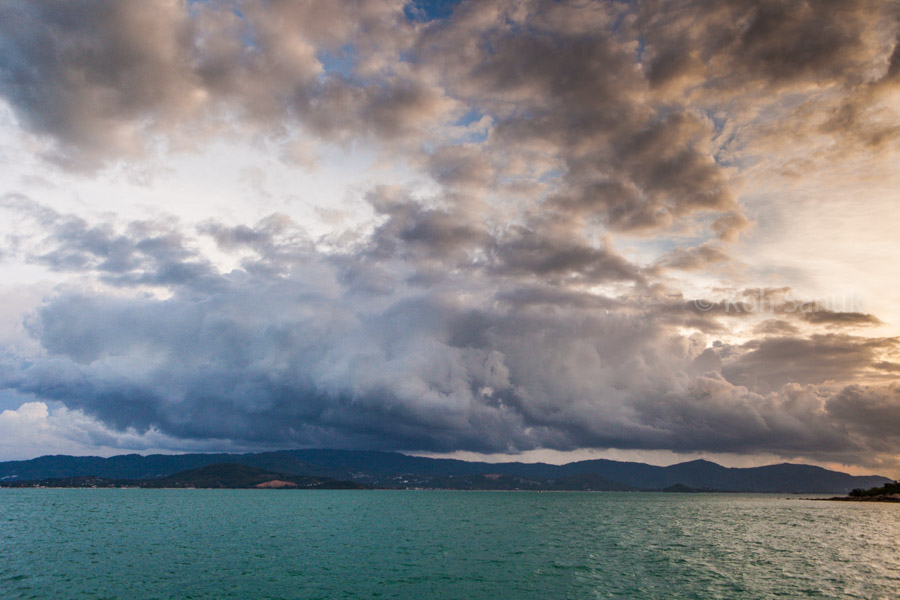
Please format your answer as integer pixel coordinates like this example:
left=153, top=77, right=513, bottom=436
left=187, top=3, right=260, bottom=51
left=455, top=109, right=484, bottom=128
left=447, top=109, right=495, bottom=147
left=457, top=129, right=489, bottom=144
left=446, top=109, right=491, bottom=143
left=0, top=389, right=39, bottom=413
left=318, top=44, right=358, bottom=79
left=398, top=48, right=420, bottom=65
left=538, top=168, right=564, bottom=183
left=403, top=0, right=462, bottom=23
left=705, top=110, right=728, bottom=135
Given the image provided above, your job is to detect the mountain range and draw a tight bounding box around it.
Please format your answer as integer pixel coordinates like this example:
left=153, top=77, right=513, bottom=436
left=0, top=449, right=891, bottom=493
left=0, top=463, right=367, bottom=490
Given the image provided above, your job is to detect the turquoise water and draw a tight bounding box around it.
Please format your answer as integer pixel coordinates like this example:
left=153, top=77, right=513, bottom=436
left=1, top=490, right=898, bottom=599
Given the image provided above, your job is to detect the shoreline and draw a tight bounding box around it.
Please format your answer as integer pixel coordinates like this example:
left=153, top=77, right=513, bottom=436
left=817, top=495, right=900, bottom=503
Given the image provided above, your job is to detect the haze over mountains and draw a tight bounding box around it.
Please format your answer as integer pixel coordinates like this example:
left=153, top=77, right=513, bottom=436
left=0, top=450, right=889, bottom=494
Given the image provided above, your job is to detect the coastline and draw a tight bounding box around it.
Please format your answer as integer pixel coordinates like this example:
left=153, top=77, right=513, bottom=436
left=819, top=495, right=900, bottom=503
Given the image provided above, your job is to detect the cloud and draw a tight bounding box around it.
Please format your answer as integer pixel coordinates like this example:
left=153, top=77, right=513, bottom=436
left=0, top=399, right=236, bottom=461
left=0, top=0, right=750, bottom=241
left=0, top=198, right=895, bottom=469
left=638, top=0, right=892, bottom=92
left=802, top=310, right=882, bottom=327
left=418, top=3, right=747, bottom=238
left=1, top=194, right=224, bottom=292
left=0, top=0, right=446, bottom=168
left=8, top=279, right=900, bottom=468
left=0, top=1, right=898, bottom=471
left=721, top=334, right=899, bottom=393
left=827, top=384, right=900, bottom=450
left=0, top=1, right=202, bottom=169
left=754, top=319, right=801, bottom=337
left=655, top=244, right=731, bottom=271
left=488, top=229, right=644, bottom=284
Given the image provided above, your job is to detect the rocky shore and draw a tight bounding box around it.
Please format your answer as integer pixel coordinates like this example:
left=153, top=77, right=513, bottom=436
left=824, top=494, right=900, bottom=503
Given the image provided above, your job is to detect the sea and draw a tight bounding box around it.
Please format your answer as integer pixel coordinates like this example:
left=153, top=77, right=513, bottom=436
left=1, top=490, right=898, bottom=599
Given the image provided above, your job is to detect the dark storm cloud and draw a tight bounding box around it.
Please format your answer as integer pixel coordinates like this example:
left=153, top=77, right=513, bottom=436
left=4, top=224, right=899, bottom=466
left=677, top=288, right=883, bottom=331
left=493, top=286, right=623, bottom=311
left=4, top=0, right=890, bottom=246
left=721, top=334, right=899, bottom=393
left=426, top=145, right=495, bottom=190
left=6, top=202, right=897, bottom=464
left=634, top=0, right=900, bottom=175
left=488, top=228, right=644, bottom=284
left=654, top=244, right=730, bottom=271
left=628, top=378, right=855, bottom=456
left=1, top=195, right=223, bottom=291
left=14, top=280, right=531, bottom=452
left=826, top=384, right=900, bottom=446
left=12, top=264, right=900, bottom=465
left=802, top=310, right=882, bottom=327
left=362, top=188, right=646, bottom=286
left=0, top=1, right=201, bottom=168
left=754, top=319, right=801, bottom=337
left=418, top=2, right=746, bottom=238
left=368, top=192, right=492, bottom=263
left=2, top=0, right=895, bottom=180
left=581, top=111, right=737, bottom=228
left=0, top=0, right=752, bottom=238
left=817, top=30, right=900, bottom=149
left=0, top=0, right=442, bottom=168
left=637, top=0, right=891, bottom=92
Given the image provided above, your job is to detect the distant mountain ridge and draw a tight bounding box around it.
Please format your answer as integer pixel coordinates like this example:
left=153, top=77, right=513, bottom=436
left=0, top=463, right=368, bottom=490
left=0, top=449, right=891, bottom=493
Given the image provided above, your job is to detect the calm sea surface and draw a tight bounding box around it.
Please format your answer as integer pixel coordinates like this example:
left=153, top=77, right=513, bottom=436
left=1, top=490, right=898, bottom=599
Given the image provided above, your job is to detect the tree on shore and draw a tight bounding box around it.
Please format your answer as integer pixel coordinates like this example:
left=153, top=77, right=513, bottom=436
left=849, top=481, right=900, bottom=497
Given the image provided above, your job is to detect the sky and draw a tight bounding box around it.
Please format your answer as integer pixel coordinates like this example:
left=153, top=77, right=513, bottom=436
left=1, top=0, right=899, bottom=476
